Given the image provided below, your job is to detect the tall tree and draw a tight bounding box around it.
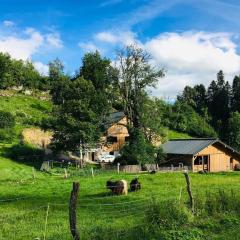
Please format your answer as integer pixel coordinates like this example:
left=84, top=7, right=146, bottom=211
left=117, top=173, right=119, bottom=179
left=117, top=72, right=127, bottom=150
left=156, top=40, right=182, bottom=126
left=79, top=51, right=117, bottom=120
left=117, top=45, right=164, bottom=129
left=232, top=76, right=240, bottom=112
left=49, top=59, right=70, bottom=105
left=207, top=70, right=231, bottom=136
left=177, top=84, right=207, bottom=117
left=48, top=58, right=64, bottom=83
left=226, top=112, right=240, bottom=150
left=51, top=77, right=100, bottom=151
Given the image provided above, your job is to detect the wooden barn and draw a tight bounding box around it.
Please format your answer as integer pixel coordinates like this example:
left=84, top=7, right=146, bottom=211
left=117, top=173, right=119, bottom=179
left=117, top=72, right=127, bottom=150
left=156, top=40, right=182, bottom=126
left=102, top=111, right=129, bottom=156
left=161, top=138, right=240, bottom=172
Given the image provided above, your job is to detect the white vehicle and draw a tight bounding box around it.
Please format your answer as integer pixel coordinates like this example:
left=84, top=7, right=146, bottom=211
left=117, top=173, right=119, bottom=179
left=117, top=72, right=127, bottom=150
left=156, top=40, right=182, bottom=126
left=98, top=154, right=115, bottom=163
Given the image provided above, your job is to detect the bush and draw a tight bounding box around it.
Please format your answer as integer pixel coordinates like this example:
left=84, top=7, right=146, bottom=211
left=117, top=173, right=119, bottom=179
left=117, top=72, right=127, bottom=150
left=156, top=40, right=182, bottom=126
left=195, top=190, right=240, bottom=216
left=0, top=128, right=16, bottom=142
left=5, top=143, right=44, bottom=168
left=117, top=128, right=156, bottom=165
left=145, top=198, right=192, bottom=229
left=0, top=110, right=15, bottom=128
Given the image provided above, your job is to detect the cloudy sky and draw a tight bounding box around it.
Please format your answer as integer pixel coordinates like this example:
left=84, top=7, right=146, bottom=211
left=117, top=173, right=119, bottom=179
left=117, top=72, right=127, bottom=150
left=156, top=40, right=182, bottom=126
left=1, top=0, right=240, bottom=98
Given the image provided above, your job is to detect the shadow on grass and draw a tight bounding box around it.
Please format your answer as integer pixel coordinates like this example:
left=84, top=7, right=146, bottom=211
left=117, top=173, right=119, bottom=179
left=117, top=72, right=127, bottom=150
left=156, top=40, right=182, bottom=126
left=2, top=143, right=44, bottom=169
left=83, top=191, right=114, bottom=199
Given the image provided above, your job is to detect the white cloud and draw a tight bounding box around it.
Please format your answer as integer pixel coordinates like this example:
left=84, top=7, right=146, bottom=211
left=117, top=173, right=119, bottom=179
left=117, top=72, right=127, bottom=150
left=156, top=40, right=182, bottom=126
left=95, top=31, right=138, bottom=46
left=0, top=27, right=63, bottom=59
left=95, top=32, right=118, bottom=43
left=0, top=28, right=44, bottom=60
left=34, top=61, right=49, bottom=75
left=3, top=20, right=14, bottom=27
left=46, top=32, right=63, bottom=49
left=94, top=30, right=240, bottom=97
left=144, top=31, right=240, bottom=97
left=78, top=42, right=100, bottom=53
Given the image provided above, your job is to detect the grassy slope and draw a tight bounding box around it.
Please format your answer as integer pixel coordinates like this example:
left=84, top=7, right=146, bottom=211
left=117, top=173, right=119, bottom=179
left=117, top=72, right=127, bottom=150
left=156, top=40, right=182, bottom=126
left=0, top=91, right=52, bottom=138
left=1, top=151, right=240, bottom=239
left=3, top=92, right=232, bottom=240
left=167, top=129, right=191, bottom=139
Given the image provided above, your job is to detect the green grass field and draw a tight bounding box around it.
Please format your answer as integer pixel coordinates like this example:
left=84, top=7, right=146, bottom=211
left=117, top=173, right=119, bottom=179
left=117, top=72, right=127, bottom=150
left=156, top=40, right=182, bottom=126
left=1, top=142, right=240, bottom=240
left=0, top=92, right=239, bottom=239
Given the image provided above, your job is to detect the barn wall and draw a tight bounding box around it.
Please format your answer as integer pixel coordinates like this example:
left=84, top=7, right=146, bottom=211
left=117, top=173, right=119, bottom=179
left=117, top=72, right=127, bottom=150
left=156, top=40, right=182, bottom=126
left=164, top=154, right=193, bottom=168
left=103, top=117, right=129, bottom=152
left=196, top=143, right=239, bottom=172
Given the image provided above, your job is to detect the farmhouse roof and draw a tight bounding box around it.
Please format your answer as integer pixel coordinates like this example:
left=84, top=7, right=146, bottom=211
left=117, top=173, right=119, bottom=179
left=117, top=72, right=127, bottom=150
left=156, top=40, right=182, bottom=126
left=161, top=138, right=240, bottom=156
left=104, top=111, right=125, bottom=129
left=108, top=111, right=125, bottom=123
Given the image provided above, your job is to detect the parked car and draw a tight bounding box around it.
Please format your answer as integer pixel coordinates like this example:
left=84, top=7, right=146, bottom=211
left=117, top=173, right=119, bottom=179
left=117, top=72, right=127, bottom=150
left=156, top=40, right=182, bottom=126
left=98, top=154, right=115, bottom=163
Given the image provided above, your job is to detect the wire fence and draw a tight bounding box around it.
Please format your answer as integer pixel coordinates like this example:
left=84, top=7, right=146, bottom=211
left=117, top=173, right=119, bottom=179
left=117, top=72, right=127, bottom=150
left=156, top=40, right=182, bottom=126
left=1, top=168, right=240, bottom=239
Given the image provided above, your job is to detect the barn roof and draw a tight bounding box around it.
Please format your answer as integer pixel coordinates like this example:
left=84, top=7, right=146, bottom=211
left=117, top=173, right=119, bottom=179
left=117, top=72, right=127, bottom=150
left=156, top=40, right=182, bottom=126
left=161, top=138, right=240, bottom=156
left=104, top=111, right=125, bottom=129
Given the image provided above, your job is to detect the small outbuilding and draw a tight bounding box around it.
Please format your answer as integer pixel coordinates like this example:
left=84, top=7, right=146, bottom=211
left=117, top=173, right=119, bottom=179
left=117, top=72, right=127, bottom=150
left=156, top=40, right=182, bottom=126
left=161, top=138, right=240, bottom=172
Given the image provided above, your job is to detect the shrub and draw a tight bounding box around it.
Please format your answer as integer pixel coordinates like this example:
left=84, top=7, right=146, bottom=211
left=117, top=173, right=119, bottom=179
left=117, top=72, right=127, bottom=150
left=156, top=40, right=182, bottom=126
left=197, top=190, right=240, bottom=216
left=15, top=111, right=27, bottom=118
left=4, top=143, right=44, bottom=168
left=117, top=128, right=156, bottom=165
left=0, top=128, right=16, bottom=142
left=158, top=229, right=206, bottom=240
left=145, top=198, right=192, bottom=229
left=0, top=110, right=15, bottom=128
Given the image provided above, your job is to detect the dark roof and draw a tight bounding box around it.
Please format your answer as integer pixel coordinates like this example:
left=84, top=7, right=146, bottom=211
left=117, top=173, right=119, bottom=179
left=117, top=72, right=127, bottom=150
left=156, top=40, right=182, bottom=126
left=104, top=111, right=125, bottom=129
left=161, top=138, right=240, bottom=156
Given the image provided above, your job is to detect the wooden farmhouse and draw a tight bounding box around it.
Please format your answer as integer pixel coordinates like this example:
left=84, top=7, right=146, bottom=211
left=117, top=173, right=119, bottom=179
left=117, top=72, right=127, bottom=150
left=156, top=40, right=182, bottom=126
left=161, top=138, right=240, bottom=172
left=101, top=111, right=129, bottom=157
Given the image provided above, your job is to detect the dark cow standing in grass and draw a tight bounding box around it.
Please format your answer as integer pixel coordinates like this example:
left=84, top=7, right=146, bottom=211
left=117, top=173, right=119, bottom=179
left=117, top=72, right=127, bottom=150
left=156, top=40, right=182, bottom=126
left=106, top=179, right=128, bottom=195
left=130, top=178, right=141, bottom=192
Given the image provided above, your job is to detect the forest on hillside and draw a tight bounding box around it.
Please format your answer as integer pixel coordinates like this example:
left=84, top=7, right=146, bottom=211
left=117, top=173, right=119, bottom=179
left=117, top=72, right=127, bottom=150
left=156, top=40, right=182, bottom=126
left=1, top=46, right=240, bottom=165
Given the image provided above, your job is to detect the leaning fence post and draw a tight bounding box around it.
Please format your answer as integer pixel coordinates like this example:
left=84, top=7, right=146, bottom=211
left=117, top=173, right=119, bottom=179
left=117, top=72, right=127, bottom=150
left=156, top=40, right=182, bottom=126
left=183, top=172, right=194, bottom=213
left=69, top=182, right=80, bottom=240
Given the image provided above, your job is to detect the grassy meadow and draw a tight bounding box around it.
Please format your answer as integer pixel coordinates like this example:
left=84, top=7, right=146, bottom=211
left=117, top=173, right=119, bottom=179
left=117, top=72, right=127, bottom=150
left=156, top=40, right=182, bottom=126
left=0, top=92, right=240, bottom=239
left=1, top=144, right=240, bottom=240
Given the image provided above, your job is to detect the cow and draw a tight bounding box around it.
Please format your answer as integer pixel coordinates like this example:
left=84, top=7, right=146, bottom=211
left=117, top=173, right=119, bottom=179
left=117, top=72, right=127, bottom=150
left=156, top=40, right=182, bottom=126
left=130, top=178, right=141, bottom=192
left=106, top=179, right=128, bottom=195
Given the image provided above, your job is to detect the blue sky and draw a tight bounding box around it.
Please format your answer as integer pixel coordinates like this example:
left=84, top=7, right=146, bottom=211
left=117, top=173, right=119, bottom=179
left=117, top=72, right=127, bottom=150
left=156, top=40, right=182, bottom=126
left=1, top=0, right=240, bottom=97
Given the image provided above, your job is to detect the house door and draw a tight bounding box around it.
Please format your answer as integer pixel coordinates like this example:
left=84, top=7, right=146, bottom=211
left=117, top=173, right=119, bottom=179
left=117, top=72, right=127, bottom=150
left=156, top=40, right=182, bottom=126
left=230, top=158, right=234, bottom=170
left=203, top=155, right=209, bottom=171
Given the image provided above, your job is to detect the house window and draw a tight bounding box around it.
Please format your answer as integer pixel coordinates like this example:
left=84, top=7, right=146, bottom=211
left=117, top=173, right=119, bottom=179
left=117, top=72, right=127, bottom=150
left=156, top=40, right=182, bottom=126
left=194, top=156, right=203, bottom=165
left=203, top=156, right=208, bottom=165
left=109, top=151, right=114, bottom=155
left=107, top=136, right=118, bottom=143
left=194, top=156, right=208, bottom=165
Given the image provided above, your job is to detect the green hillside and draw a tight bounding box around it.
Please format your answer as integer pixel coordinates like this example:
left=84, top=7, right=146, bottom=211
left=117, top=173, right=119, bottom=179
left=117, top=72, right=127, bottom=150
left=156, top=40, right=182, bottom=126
left=0, top=90, right=190, bottom=144
left=0, top=90, right=52, bottom=142
left=0, top=90, right=51, bottom=127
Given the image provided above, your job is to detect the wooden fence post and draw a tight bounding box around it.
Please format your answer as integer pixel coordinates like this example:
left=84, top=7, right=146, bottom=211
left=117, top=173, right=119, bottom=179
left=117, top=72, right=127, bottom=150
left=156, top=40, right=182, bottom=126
left=117, top=163, right=120, bottom=174
left=183, top=172, right=194, bottom=214
left=64, top=168, right=68, bottom=179
left=69, top=182, right=80, bottom=240
left=91, top=167, right=94, bottom=178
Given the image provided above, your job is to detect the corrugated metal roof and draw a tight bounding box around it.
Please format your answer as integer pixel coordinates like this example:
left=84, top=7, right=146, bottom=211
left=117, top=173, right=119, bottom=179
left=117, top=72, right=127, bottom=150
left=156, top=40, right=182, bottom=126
left=104, top=111, right=125, bottom=129
left=161, top=138, right=217, bottom=155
